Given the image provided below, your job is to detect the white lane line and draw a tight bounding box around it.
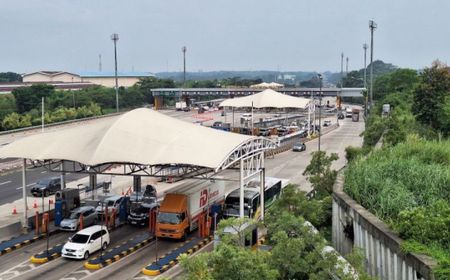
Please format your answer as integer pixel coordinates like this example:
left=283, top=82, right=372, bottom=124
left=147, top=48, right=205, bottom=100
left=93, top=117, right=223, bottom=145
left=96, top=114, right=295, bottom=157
left=41, top=171, right=47, bottom=174
left=0, top=180, right=12, bottom=185
left=16, top=183, right=35, bottom=190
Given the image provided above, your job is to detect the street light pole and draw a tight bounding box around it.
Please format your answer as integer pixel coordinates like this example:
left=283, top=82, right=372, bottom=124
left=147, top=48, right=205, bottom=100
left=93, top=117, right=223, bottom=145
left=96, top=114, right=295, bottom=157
left=363, top=43, right=368, bottom=117
left=369, top=20, right=377, bottom=110
left=182, top=46, right=187, bottom=86
left=111, top=33, right=119, bottom=113
left=318, top=74, right=323, bottom=152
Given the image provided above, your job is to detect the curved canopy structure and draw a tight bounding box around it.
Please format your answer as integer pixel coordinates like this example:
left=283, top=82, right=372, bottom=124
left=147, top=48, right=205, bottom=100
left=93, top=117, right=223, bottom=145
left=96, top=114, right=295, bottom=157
left=0, top=108, right=276, bottom=176
left=219, top=89, right=310, bottom=109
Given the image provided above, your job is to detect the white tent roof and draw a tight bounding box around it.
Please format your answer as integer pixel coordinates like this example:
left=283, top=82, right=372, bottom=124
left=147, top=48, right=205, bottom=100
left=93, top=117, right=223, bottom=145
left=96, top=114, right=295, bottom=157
left=249, top=82, right=283, bottom=89
left=219, top=89, right=310, bottom=109
left=0, top=108, right=274, bottom=171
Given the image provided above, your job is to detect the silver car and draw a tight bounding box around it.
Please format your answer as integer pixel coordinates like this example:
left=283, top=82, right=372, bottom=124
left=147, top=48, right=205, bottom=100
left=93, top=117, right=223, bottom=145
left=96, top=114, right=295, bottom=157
left=60, top=206, right=98, bottom=231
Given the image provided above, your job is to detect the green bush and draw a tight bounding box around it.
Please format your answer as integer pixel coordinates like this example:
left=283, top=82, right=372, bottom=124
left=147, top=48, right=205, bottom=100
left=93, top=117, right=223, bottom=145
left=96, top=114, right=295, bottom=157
left=395, top=200, right=450, bottom=247
left=345, top=146, right=371, bottom=162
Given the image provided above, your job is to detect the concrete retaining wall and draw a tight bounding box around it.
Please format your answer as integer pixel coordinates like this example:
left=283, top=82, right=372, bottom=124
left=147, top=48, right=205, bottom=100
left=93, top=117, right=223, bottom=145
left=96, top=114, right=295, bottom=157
left=332, top=174, right=437, bottom=280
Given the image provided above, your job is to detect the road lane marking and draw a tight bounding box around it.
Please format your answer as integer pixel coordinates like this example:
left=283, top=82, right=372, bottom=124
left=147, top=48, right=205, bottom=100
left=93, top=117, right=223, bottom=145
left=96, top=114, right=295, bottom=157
left=41, top=171, right=47, bottom=174
left=16, top=183, right=35, bottom=190
left=0, top=180, right=12, bottom=185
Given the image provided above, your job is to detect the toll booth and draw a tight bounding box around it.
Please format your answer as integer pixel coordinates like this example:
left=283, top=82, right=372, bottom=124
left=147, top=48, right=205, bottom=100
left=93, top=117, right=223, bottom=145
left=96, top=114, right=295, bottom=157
left=54, top=188, right=80, bottom=226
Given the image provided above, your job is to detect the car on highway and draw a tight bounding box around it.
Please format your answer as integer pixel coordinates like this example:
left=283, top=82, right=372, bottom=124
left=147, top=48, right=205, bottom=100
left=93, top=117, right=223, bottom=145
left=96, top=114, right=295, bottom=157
left=62, top=225, right=110, bottom=260
left=292, top=142, right=306, bottom=152
left=60, top=206, right=98, bottom=231
left=240, top=113, right=252, bottom=121
left=30, top=177, right=61, bottom=197
left=96, top=195, right=123, bottom=216
left=323, top=120, right=332, bottom=127
left=129, top=185, right=157, bottom=202
left=128, top=197, right=159, bottom=226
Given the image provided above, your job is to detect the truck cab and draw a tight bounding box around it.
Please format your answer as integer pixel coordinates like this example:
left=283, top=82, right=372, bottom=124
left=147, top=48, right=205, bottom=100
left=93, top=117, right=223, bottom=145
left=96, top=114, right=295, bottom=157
left=156, top=193, right=189, bottom=239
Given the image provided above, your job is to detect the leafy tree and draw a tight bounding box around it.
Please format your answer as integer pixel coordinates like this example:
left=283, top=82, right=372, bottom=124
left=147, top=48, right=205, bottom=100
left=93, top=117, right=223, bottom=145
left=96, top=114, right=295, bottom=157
left=0, top=94, right=16, bottom=120
left=137, top=77, right=176, bottom=103
left=373, top=69, right=418, bottom=100
left=267, top=185, right=331, bottom=230
left=12, top=84, right=55, bottom=113
left=0, top=72, right=22, bottom=82
left=1, top=112, right=21, bottom=130
left=303, top=151, right=339, bottom=198
left=342, top=71, right=364, bottom=88
left=412, top=61, right=450, bottom=134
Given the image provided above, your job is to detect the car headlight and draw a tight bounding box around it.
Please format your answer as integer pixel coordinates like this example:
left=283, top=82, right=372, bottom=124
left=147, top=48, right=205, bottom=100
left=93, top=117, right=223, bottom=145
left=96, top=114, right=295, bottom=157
left=77, top=248, right=84, bottom=252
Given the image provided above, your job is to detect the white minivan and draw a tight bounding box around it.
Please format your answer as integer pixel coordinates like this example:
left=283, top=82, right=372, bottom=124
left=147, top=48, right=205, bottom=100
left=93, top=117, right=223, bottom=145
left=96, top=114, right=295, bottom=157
left=62, top=225, right=110, bottom=260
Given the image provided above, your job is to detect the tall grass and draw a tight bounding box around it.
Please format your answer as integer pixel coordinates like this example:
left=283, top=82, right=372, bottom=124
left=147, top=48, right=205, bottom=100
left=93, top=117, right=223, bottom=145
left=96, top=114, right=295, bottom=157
left=344, top=139, right=450, bottom=220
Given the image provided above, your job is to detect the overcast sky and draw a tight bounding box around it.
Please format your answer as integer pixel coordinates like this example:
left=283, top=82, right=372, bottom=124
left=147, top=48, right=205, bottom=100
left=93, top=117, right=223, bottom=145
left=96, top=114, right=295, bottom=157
left=1, top=0, right=449, bottom=74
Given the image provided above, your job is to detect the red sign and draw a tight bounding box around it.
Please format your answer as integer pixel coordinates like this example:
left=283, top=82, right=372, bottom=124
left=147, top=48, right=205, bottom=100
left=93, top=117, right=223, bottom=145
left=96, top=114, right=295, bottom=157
left=199, top=189, right=208, bottom=208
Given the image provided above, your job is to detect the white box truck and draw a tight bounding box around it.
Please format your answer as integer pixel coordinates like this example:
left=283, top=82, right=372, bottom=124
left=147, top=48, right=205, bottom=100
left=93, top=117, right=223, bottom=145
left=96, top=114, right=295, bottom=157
left=156, top=180, right=225, bottom=240
left=175, top=101, right=187, bottom=111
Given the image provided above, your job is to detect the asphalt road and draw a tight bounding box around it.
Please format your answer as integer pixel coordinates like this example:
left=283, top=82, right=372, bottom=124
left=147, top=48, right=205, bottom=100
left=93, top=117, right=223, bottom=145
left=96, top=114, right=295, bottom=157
left=0, top=165, right=87, bottom=205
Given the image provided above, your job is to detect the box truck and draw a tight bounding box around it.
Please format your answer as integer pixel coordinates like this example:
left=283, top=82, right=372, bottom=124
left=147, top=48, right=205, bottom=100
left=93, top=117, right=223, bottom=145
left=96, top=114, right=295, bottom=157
left=175, top=101, right=187, bottom=111
left=156, top=180, right=225, bottom=240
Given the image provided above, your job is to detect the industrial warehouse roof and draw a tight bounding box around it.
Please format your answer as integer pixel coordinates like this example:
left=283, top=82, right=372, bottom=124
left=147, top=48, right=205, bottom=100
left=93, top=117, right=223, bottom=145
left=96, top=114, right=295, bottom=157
left=78, top=71, right=154, bottom=78
left=219, top=89, right=310, bottom=109
left=0, top=109, right=275, bottom=173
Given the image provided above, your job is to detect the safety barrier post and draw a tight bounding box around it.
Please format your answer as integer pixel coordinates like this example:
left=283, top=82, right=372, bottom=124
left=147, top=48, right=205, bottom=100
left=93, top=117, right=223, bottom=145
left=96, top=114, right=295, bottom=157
left=35, top=211, right=39, bottom=235
left=111, top=208, right=116, bottom=229
left=79, top=214, right=84, bottom=230
left=42, top=213, right=49, bottom=233
left=105, top=206, right=109, bottom=229
left=198, top=213, right=204, bottom=238
left=206, top=216, right=212, bottom=237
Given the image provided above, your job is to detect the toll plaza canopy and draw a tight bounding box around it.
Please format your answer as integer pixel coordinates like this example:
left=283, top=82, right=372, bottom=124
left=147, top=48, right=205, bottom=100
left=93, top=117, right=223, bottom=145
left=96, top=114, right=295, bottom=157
left=0, top=108, right=276, bottom=177
left=219, top=89, right=310, bottom=109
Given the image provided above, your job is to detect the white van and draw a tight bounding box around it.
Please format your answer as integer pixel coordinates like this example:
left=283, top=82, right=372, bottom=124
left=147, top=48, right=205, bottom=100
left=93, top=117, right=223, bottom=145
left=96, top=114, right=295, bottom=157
left=62, top=225, right=110, bottom=260
left=96, top=195, right=123, bottom=216
left=241, top=113, right=252, bottom=121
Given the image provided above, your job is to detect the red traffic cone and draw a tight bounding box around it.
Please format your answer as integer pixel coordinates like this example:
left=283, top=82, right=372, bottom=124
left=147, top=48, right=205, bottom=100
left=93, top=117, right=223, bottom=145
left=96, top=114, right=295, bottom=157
left=12, top=206, right=17, bottom=215
left=33, top=200, right=38, bottom=209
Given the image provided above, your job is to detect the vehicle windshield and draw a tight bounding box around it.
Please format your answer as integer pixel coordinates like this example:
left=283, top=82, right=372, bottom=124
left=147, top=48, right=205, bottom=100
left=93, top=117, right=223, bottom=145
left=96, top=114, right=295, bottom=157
left=71, top=234, right=90, bottom=244
left=157, top=212, right=182, bottom=224
left=224, top=197, right=251, bottom=216
left=294, top=143, right=303, bottom=147
left=69, top=212, right=81, bottom=219
left=36, top=178, right=52, bottom=186
left=106, top=200, right=115, bottom=206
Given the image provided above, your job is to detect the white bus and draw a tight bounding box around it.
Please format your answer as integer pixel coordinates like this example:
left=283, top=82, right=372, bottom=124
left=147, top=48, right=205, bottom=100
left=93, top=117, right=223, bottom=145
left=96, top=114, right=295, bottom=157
left=223, top=177, right=283, bottom=220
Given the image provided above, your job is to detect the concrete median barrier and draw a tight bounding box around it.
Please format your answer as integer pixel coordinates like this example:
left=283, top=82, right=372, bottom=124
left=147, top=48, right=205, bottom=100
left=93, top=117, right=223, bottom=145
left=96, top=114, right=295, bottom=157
left=142, top=236, right=213, bottom=276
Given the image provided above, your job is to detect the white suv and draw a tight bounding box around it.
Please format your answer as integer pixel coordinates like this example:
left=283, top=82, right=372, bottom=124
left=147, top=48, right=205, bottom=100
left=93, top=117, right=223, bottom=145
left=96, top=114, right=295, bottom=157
left=62, top=225, right=110, bottom=260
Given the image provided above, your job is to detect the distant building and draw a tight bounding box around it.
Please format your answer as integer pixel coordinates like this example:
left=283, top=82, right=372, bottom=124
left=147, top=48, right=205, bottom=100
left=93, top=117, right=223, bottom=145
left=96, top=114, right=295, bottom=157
left=22, top=71, right=154, bottom=88
left=23, top=71, right=82, bottom=83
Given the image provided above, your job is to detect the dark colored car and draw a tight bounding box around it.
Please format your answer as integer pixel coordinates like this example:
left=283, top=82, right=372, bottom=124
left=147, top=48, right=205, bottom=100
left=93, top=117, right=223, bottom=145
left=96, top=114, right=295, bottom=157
left=292, top=142, right=306, bottom=152
left=31, top=177, right=61, bottom=197
left=323, top=120, right=332, bottom=127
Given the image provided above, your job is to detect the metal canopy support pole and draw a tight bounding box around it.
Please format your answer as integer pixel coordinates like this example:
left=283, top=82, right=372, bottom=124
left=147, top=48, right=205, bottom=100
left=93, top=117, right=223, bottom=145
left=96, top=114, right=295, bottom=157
left=251, top=102, right=254, bottom=135
left=232, top=107, right=235, bottom=130
left=308, top=100, right=311, bottom=137
left=60, top=160, right=66, bottom=189
left=89, top=174, right=97, bottom=200
left=259, top=160, right=265, bottom=221
left=239, top=158, right=244, bottom=218
left=22, top=159, right=28, bottom=229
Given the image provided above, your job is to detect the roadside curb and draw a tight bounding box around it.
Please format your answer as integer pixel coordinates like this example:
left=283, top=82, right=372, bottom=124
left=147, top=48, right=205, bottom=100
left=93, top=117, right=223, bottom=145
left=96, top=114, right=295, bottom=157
left=30, top=243, right=63, bottom=264
left=0, top=229, right=61, bottom=257
left=84, top=233, right=155, bottom=270
left=142, top=236, right=213, bottom=276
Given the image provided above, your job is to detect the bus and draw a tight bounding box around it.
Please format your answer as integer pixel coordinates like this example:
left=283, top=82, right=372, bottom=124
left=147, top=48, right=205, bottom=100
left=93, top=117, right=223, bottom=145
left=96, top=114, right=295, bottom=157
left=223, top=177, right=283, bottom=220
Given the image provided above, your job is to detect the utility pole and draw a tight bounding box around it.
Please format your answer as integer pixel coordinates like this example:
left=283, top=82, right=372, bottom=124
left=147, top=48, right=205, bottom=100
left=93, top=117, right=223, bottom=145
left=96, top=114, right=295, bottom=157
left=369, top=20, right=377, bottom=110
left=182, top=46, right=187, bottom=86
left=98, top=54, right=102, bottom=72
left=346, top=57, right=349, bottom=74
left=318, top=74, right=323, bottom=152
left=363, top=43, right=368, bottom=117
left=340, top=52, right=344, bottom=87
left=111, top=33, right=119, bottom=113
